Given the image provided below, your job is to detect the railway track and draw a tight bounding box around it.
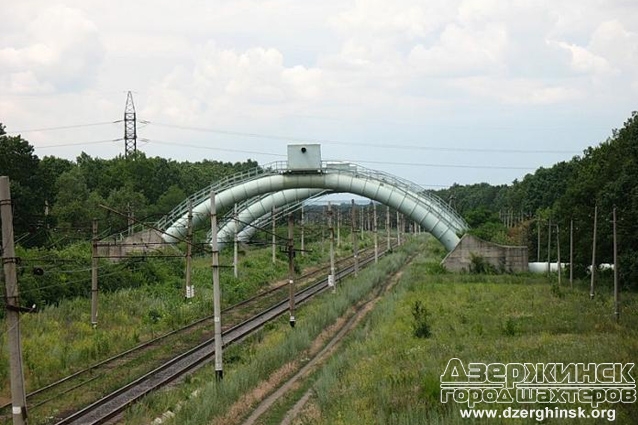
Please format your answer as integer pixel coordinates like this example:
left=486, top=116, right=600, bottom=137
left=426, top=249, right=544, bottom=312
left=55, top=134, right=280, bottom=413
left=52, top=251, right=384, bottom=425
left=0, top=246, right=385, bottom=424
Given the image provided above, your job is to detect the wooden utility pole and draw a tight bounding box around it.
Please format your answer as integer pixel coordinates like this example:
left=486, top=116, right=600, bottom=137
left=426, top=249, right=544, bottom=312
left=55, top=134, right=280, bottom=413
left=613, top=207, right=619, bottom=322
left=569, top=219, right=574, bottom=288
left=590, top=205, right=597, bottom=299
left=210, top=191, right=223, bottom=380
left=1, top=176, right=28, bottom=425
left=351, top=199, right=358, bottom=276
left=287, top=214, right=296, bottom=327
left=91, top=219, right=99, bottom=327
left=373, top=202, right=378, bottom=263
left=185, top=200, right=194, bottom=299
left=233, top=203, right=238, bottom=278
left=271, top=205, right=276, bottom=265
left=328, top=203, right=336, bottom=292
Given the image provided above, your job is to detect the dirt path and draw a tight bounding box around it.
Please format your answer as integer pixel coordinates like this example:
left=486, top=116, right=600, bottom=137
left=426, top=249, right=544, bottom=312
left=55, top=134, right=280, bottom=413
left=238, top=258, right=411, bottom=425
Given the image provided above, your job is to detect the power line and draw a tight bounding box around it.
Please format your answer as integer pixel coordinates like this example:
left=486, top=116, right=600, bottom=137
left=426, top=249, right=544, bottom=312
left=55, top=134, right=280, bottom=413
left=349, top=159, right=535, bottom=170
left=35, top=139, right=121, bottom=149
left=3, top=121, right=122, bottom=134
left=148, top=139, right=286, bottom=158
left=146, top=121, right=579, bottom=155
left=146, top=139, right=533, bottom=170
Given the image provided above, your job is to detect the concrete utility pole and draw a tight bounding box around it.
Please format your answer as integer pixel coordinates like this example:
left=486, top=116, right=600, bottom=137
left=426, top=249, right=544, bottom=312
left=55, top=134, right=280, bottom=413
left=1, top=176, right=28, bottom=425
left=300, top=204, right=305, bottom=257
left=569, top=219, right=574, bottom=288
left=373, top=202, right=378, bottom=263
left=613, top=207, right=619, bottom=322
left=547, top=218, right=551, bottom=276
left=336, top=208, right=341, bottom=247
left=396, top=211, right=401, bottom=246
left=328, top=203, right=336, bottom=291
left=272, top=205, right=276, bottom=265
left=537, top=218, right=541, bottom=261
left=386, top=205, right=390, bottom=251
left=91, top=219, right=99, bottom=327
left=590, top=205, right=597, bottom=299
left=210, top=191, right=223, bottom=380
left=351, top=199, right=359, bottom=276
left=556, top=224, right=561, bottom=286
left=185, top=200, right=194, bottom=299
left=127, top=202, right=134, bottom=236
left=233, top=203, right=238, bottom=278
left=287, top=214, right=296, bottom=327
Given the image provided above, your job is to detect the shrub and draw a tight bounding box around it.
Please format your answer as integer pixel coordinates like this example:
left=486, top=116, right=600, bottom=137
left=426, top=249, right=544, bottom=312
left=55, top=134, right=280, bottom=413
left=411, top=300, right=432, bottom=339
left=469, top=252, right=497, bottom=274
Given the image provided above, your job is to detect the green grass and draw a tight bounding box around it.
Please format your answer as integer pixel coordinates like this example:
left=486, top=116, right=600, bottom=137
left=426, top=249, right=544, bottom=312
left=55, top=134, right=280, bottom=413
left=0, top=236, right=375, bottom=407
left=119, top=238, right=421, bottom=425
left=303, top=254, right=638, bottom=424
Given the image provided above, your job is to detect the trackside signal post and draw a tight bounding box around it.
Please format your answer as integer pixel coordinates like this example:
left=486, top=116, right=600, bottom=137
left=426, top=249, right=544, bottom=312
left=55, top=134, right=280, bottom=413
left=1, top=176, right=28, bottom=425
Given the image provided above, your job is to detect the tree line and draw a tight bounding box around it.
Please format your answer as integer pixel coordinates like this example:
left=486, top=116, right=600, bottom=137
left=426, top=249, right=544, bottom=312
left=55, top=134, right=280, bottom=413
left=2, top=111, right=638, bottom=292
left=434, top=111, right=638, bottom=289
left=0, top=123, right=258, bottom=245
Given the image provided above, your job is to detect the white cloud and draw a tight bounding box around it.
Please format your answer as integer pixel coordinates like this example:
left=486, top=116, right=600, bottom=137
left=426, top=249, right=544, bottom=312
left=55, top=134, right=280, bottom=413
left=0, top=5, right=105, bottom=94
left=455, top=77, right=583, bottom=105
left=330, top=0, right=455, bottom=40
left=589, top=20, right=638, bottom=74
left=1, top=0, right=637, bottom=185
left=550, top=40, right=618, bottom=77
left=143, top=43, right=325, bottom=124
left=408, top=23, right=508, bottom=77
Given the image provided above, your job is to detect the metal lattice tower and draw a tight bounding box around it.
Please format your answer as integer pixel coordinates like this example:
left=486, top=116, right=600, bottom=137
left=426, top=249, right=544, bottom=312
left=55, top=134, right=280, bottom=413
left=124, top=91, right=137, bottom=158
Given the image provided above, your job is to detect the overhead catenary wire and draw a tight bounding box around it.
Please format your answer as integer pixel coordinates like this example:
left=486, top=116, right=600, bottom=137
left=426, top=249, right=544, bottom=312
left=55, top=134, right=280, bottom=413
left=16, top=268, right=129, bottom=296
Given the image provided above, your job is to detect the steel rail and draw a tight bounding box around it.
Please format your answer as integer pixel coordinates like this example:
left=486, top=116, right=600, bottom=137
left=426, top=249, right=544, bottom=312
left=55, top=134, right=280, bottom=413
left=0, top=248, right=374, bottom=416
left=53, top=249, right=387, bottom=425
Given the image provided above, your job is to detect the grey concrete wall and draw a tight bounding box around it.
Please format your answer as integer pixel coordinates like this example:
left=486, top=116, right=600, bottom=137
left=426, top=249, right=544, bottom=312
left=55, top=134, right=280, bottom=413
left=442, top=234, right=528, bottom=273
left=97, top=229, right=167, bottom=260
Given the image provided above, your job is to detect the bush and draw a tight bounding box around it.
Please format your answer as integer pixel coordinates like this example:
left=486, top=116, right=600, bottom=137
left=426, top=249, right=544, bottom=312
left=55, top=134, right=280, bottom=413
left=469, top=253, right=497, bottom=274
left=411, top=300, right=432, bottom=339
left=424, top=261, right=448, bottom=275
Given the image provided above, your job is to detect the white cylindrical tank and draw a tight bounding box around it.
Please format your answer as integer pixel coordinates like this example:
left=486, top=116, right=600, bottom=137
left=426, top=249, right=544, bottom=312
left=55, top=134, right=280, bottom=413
left=528, top=262, right=567, bottom=273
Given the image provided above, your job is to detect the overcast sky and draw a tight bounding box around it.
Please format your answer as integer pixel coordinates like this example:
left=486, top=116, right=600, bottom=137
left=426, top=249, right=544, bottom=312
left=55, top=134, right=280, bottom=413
left=1, top=0, right=637, bottom=189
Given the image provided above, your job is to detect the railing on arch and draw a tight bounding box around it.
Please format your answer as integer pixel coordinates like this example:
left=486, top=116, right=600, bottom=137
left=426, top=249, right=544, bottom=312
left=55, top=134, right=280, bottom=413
left=154, top=160, right=469, bottom=235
